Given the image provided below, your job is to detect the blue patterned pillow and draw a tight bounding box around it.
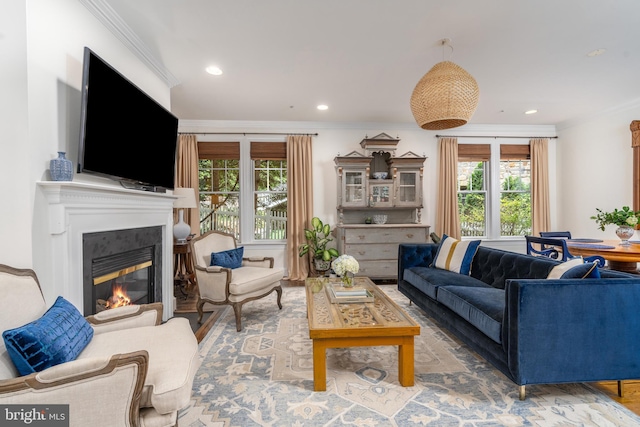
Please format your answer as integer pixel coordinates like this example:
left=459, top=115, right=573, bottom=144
left=560, top=261, right=601, bottom=279
left=2, top=297, right=94, bottom=376
left=210, top=247, right=244, bottom=269
left=433, top=234, right=481, bottom=275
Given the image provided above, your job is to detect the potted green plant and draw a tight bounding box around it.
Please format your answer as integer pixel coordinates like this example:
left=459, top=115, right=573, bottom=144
left=298, top=217, right=340, bottom=274
left=591, top=206, right=640, bottom=246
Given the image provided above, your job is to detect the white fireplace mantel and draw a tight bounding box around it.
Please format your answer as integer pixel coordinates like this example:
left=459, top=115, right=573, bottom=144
left=36, top=181, right=177, bottom=320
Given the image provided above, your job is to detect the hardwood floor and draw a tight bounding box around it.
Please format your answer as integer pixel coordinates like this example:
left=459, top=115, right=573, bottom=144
left=590, top=381, right=640, bottom=416
left=177, top=279, right=640, bottom=417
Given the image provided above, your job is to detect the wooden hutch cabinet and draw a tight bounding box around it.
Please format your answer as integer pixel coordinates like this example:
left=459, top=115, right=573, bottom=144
left=334, top=133, right=430, bottom=279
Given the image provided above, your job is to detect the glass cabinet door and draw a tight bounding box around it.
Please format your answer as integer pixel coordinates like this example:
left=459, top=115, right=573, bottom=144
left=343, top=171, right=366, bottom=206
left=369, top=183, right=393, bottom=207
left=395, top=171, right=420, bottom=206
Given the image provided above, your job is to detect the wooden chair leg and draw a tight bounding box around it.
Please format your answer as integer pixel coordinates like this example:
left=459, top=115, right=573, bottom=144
left=618, top=380, right=625, bottom=397
left=519, top=385, right=526, bottom=400
left=196, top=298, right=205, bottom=323
left=232, top=303, right=243, bottom=332
left=275, top=286, right=283, bottom=309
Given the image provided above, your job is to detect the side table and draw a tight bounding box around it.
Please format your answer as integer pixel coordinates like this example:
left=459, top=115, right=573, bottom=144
left=174, top=242, right=196, bottom=298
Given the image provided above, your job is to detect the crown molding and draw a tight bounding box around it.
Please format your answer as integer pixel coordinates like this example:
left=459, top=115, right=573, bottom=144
left=79, top=0, right=180, bottom=87
left=178, top=119, right=557, bottom=136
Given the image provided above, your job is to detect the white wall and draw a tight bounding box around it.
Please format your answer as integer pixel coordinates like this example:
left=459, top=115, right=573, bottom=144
left=1, top=0, right=173, bottom=296
left=556, top=102, right=640, bottom=241
left=1, top=2, right=31, bottom=268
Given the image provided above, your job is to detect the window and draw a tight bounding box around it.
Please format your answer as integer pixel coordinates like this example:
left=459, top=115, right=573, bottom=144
left=198, top=138, right=287, bottom=243
left=251, top=142, right=287, bottom=240
left=457, top=143, right=531, bottom=239
left=198, top=142, right=240, bottom=239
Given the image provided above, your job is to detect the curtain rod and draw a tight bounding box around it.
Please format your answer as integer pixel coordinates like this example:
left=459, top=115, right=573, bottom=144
left=179, top=132, right=318, bottom=136
left=435, top=135, right=558, bottom=139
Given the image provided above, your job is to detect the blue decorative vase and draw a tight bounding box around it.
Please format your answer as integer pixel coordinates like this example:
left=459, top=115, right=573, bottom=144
left=50, top=151, right=73, bottom=181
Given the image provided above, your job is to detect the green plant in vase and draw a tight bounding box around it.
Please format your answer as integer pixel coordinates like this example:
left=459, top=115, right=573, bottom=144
left=591, top=206, right=640, bottom=246
left=298, top=217, right=340, bottom=275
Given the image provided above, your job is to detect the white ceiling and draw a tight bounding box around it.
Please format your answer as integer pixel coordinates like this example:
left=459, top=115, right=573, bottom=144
left=103, top=0, right=640, bottom=127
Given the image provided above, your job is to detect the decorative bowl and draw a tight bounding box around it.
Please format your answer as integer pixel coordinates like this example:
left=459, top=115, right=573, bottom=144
left=372, top=214, right=388, bottom=224
left=373, top=172, right=388, bottom=179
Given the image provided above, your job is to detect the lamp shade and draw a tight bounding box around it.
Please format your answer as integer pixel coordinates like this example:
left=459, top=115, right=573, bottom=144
left=410, top=60, right=480, bottom=130
left=173, top=187, right=197, bottom=209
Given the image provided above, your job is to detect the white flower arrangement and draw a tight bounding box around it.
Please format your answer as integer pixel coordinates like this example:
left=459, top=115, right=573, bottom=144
left=332, top=254, right=359, bottom=276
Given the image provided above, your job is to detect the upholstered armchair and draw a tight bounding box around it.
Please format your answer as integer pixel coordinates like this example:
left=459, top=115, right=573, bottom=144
left=190, top=230, right=284, bottom=331
left=0, top=264, right=200, bottom=427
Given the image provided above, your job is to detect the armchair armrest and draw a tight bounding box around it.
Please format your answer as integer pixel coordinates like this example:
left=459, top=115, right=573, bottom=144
left=243, top=257, right=274, bottom=268
left=86, top=303, right=163, bottom=334
left=0, top=351, right=148, bottom=427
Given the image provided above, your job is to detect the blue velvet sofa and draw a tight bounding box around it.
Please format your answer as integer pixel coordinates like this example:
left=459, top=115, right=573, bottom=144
left=398, top=243, right=640, bottom=399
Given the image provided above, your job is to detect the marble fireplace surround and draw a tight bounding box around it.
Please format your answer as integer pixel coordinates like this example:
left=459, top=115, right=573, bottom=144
left=36, top=181, right=176, bottom=321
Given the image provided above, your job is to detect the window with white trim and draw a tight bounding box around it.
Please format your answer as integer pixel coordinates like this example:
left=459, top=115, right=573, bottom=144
left=457, top=143, right=531, bottom=239
left=198, top=138, right=287, bottom=243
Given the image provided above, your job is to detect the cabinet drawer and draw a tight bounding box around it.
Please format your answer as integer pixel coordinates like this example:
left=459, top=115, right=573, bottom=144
left=343, top=227, right=427, bottom=244
left=345, top=243, right=399, bottom=260
left=358, top=260, right=397, bottom=278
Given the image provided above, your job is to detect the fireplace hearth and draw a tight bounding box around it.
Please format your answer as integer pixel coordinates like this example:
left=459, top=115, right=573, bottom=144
left=83, top=226, right=163, bottom=316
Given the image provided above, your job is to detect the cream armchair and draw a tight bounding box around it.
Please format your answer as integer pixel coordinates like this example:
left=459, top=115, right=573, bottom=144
left=190, top=230, right=284, bottom=331
left=0, top=264, right=200, bottom=427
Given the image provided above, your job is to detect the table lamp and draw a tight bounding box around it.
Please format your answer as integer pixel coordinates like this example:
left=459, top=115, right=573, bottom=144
left=173, top=187, right=197, bottom=243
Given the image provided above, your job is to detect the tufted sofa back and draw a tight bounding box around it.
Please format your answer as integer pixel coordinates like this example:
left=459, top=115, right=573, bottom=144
left=470, top=247, right=559, bottom=289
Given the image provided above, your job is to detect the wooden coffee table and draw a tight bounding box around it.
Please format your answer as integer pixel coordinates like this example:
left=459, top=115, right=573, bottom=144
left=305, top=276, right=420, bottom=391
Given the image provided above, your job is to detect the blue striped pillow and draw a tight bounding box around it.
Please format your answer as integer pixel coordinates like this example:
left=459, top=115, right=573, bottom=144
left=433, top=234, right=481, bottom=275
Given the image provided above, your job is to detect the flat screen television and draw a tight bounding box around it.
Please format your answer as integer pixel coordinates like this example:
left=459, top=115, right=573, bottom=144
left=78, top=47, right=178, bottom=192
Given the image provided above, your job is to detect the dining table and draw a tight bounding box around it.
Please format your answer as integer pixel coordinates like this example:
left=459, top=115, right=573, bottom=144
left=565, top=239, right=640, bottom=273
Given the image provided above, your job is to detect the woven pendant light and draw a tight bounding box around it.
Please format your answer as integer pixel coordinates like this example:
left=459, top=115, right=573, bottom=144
left=410, top=60, right=480, bottom=130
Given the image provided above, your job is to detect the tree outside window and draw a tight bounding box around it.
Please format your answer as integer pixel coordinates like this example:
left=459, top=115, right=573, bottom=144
left=457, top=143, right=532, bottom=239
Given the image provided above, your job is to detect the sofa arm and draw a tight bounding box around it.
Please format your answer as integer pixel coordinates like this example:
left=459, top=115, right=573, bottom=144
left=398, top=244, right=438, bottom=281
left=0, top=351, right=148, bottom=427
left=86, top=302, right=163, bottom=334
left=504, top=278, right=640, bottom=385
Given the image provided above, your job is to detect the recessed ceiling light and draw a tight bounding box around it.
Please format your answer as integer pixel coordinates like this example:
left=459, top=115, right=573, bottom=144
left=587, top=48, right=606, bottom=57
left=206, top=66, right=223, bottom=75
left=524, top=109, right=538, bottom=115
left=317, top=104, right=329, bottom=111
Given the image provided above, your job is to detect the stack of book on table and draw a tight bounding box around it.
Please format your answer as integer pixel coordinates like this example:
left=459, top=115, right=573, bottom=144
left=328, top=284, right=374, bottom=304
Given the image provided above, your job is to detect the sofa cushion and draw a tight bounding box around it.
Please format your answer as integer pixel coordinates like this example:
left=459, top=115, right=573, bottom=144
left=433, top=234, right=481, bottom=275
left=546, top=257, right=584, bottom=279
left=2, top=297, right=94, bottom=375
left=210, top=247, right=244, bottom=269
left=79, top=317, right=199, bottom=414
left=437, top=286, right=505, bottom=344
left=560, top=261, right=600, bottom=279
left=229, top=266, right=284, bottom=297
left=403, top=266, right=491, bottom=299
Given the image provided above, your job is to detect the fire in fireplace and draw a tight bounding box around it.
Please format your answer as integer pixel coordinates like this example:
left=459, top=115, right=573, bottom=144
left=82, top=226, right=163, bottom=316
left=93, top=259, right=152, bottom=313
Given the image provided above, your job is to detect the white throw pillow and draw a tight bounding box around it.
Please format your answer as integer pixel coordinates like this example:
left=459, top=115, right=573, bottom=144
left=546, top=257, right=583, bottom=279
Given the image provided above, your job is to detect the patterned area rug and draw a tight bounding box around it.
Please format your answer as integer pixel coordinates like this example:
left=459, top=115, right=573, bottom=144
left=179, top=285, right=640, bottom=426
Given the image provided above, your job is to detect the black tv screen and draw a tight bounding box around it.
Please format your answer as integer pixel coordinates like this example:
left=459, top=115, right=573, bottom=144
left=78, top=47, right=178, bottom=191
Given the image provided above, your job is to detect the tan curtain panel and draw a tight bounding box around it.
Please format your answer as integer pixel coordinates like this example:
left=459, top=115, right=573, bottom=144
left=286, top=135, right=313, bottom=281
left=436, top=137, right=461, bottom=240
left=530, top=138, right=550, bottom=237
left=175, top=134, right=200, bottom=237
